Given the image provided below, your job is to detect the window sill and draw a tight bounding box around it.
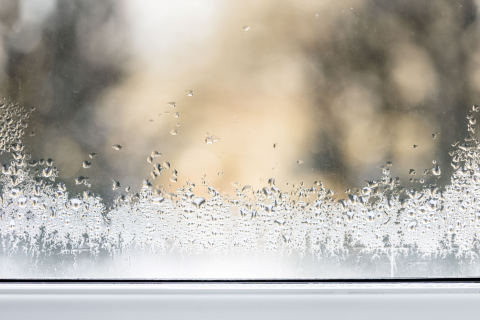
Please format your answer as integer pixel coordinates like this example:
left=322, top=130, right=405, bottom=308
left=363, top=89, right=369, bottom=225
left=1, top=281, right=479, bottom=320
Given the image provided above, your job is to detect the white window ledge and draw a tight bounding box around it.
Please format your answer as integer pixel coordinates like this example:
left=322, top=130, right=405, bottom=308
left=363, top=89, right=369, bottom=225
left=0, top=282, right=480, bottom=320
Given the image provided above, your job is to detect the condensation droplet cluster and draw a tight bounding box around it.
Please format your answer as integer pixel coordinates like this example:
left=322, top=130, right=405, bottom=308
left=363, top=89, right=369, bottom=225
left=0, top=101, right=480, bottom=275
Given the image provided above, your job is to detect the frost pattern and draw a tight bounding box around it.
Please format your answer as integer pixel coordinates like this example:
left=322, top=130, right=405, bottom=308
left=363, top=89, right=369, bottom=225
left=1, top=100, right=480, bottom=278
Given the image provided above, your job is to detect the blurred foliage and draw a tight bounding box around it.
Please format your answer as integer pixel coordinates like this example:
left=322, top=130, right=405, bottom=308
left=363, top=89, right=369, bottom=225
left=0, top=0, right=480, bottom=202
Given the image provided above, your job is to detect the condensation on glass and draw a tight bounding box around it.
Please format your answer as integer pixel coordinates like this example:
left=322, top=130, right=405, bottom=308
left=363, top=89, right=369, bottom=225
left=0, top=0, right=480, bottom=279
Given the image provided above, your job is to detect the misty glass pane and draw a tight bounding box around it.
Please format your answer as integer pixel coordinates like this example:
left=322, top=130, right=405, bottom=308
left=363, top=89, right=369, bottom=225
left=0, top=0, right=480, bottom=279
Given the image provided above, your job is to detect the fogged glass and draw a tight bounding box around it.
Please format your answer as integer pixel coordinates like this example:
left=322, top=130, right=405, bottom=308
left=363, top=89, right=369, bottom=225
left=0, top=0, right=479, bottom=279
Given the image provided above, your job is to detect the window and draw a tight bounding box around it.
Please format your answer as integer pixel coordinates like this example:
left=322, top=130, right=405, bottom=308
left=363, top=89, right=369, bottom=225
left=1, top=0, right=480, bottom=280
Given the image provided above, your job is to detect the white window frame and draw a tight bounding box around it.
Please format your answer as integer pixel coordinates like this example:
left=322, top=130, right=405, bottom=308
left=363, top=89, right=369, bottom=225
left=1, top=280, right=479, bottom=319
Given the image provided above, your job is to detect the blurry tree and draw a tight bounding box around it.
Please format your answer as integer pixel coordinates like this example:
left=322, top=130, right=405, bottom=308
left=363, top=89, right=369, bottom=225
left=1, top=0, right=480, bottom=201
left=0, top=0, right=127, bottom=200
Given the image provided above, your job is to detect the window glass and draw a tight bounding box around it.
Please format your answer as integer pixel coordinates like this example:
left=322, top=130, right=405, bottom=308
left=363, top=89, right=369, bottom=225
left=0, top=0, right=480, bottom=279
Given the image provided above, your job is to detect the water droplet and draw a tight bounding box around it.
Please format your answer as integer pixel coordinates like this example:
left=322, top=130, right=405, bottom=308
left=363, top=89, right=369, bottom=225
left=205, top=133, right=220, bottom=144
left=413, top=145, right=418, bottom=149
left=273, top=143, right=278, bottom=148
left=218, top=172, right=223, bottom=178
left=174, top=112, right=179, bottom=118
left=243, top=25, right=250, bottom=31
left=242, top=185, right=252, bottom=191
left=409, top=169, right=416, bottom=175
left=18, top=197, right=27, bottom=208
left=147, top=156, right=153, bottom=163
left=192, top=197, right=206, bottom=209
left=83, top=161, right=91, bottom=169
left=408, top=221, right=417, bottom=231
left=263, top=187, right=272, bottom=197
left=69, top=198, right=82, bottom=211
left=297, top=160, right=304, bottom=164
left=366, top=211, right=375, bottom=222
left=170, top=130, right=178, bottom=135
left=185, top=90, right=194, bottom=96
left=151, top=197, right=164, bottom=205
left=9, top=188, right=21, bottom=198
left=112, top=180, right=120, bottom=190
left=432, top=165, right=441, bottom=176
left=151, top=151, right=161, bottom=158
left=167, top=102, right=176, bottom=108
left=75, top=176, right=89, bottom=185
left=170, top=177, right=177, bottom=183
left=89, top=153, right=98, bottom=159
left=112, top=145, right=122, bottom=151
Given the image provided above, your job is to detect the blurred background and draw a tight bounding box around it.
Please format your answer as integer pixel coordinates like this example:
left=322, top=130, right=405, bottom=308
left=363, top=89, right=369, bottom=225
left=0, top=0, right=479, bottom=203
